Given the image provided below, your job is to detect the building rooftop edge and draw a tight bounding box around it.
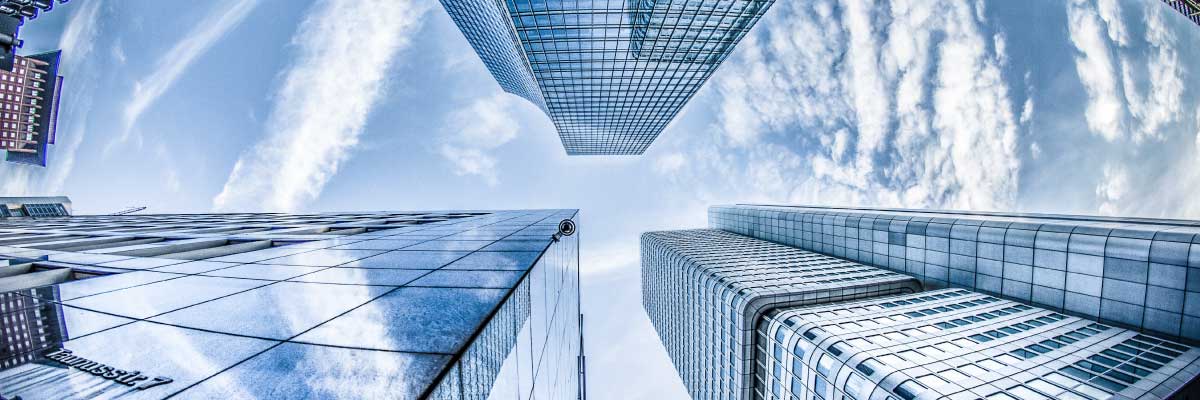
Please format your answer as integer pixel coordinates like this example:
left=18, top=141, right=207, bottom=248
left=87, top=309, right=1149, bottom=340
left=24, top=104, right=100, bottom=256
left=717, top=204, right=1200, bottom=228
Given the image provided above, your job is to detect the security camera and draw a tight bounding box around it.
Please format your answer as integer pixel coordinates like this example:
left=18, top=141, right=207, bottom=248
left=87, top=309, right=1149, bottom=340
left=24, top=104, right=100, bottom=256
left=552, top=219, right=577, bottom=242
left=558, top=219, right=576, bottom=237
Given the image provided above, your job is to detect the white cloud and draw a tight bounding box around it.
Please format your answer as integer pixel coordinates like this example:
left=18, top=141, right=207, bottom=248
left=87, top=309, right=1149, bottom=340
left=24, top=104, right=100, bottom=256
left=1048, top=0, right=1199, bottom=220
left=155, top=143, right=181, bottom=193
left=1096, top=0, right=1128, bottom=45
left=1123, top=4, right=1182, bottom=142
left=1019, top=98, right=1034, bottom=126
left=1066, top=0, right=1183, bottom=143
left=1066, top=0, right=1125, bottom=142
left=714, top=0, right=850, bottom=146
left=213, top=0, right=429, bottom=212
left=111, top=41, right=126, bottom=65
left=701, top=0, right=1021, bottom=212
left=653, top=152, right=686, bottom=176
left=112, top=0, right=259, bottom=153
left=437, top=94, right=520, bottom=186
left=1095, top=163, right=1129, bottom=216
left=843, top=0, right=890, bottom=172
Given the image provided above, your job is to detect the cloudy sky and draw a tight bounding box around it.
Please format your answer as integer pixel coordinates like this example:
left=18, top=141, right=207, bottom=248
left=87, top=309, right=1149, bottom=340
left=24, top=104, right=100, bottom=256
left=5, top=0, right=1200, bottom=398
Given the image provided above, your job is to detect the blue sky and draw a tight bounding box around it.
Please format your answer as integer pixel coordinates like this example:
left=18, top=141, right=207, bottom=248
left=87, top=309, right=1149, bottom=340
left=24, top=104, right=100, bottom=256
left=4, top=0, right=1200, bottom=398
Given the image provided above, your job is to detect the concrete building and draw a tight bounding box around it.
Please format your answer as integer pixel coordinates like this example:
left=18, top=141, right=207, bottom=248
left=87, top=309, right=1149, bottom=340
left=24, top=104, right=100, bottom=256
left=0, top=51, right=62, bottom=166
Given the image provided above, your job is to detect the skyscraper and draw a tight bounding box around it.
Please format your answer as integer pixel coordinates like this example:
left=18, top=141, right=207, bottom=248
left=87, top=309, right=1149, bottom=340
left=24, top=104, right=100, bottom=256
left=440, top=0, right=775, bottom=155
left=0, top=51, right=62, bottom=166
left=644, top=205, right=1200, bottom=399
left=710, top=204, right=1200, bottom=342
left=0, top=209, right=584, bottom=400
left=642, top=229, right=922, bottom=400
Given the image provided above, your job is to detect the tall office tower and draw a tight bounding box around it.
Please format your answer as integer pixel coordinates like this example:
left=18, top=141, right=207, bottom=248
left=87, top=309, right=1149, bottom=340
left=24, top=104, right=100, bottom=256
left=642, top=229, right=922, bottom=400
left=644, top=206, right=1200, bottom=399
left=0, top=209, right=584, bottom=400
left=710, top=205, right=1200, bottom=343
left=0, top=51, right=62, bottom=166
left=440, top=0, right=775, bottom=155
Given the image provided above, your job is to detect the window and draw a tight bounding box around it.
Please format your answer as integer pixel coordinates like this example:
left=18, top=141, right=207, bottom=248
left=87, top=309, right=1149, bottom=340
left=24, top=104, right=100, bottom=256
left=856, top=359, right=880, bottom=376
left=794, top=340, right=810, bottom=359
left=893, top=380, right=926, bottom=400
left=1025, top=378, right=1066, bottom=397
left=829, top=342, right=846, bottom=356
left=845, top=373, right=869, bottom=400
left=816, top=354, right=835, bottom=377
left=814, top=375, right=830, bottom=399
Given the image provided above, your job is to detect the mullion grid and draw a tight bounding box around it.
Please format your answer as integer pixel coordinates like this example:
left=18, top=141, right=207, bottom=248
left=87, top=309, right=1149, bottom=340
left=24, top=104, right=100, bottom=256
left=642, top=229, right=919, bottom=399
left=501, top=0, right=772, bottom=155
left=756, top=289, right=1199, bottom=400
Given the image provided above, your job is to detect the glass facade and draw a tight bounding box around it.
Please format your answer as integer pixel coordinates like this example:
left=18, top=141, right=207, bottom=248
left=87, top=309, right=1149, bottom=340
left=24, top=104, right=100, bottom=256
left=641, top=229, right=921, bottom=400
left=711, top=205, right=1200, bottom=343
left=0, top=210, right=582, bottom=400
left=440, top=0, right=775, bottom=155
left=758, top=289, right=1200, bottom=400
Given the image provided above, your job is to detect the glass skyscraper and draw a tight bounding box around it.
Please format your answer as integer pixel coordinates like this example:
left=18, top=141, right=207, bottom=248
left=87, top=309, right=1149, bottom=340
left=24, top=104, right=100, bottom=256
left=0, top=209, right=583, bottom=400
left=440, top=0, right=775, bottom=155
left=644, top=205, right=1200, bottom=399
